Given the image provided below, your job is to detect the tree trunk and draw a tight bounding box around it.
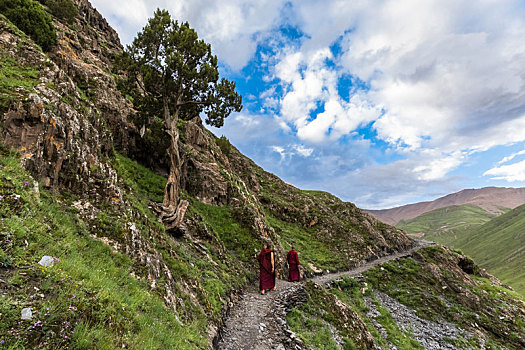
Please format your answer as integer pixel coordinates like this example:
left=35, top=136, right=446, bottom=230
left=163, top=128, right=181, bottom=208
left=160, top=98, right=189, bottom=233
left=162, top=98, right=181, bottom=208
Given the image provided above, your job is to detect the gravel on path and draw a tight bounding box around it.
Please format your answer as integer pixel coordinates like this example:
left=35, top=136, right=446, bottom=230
left=215, top=240, right=435, bottom=350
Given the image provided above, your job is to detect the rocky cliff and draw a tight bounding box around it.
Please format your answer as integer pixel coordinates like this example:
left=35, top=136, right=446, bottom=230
left=1, top=2, right=524, bottom=349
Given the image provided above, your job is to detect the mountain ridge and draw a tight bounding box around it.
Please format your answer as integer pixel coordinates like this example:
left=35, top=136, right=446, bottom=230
left=366, top=186, right=525, bottom=225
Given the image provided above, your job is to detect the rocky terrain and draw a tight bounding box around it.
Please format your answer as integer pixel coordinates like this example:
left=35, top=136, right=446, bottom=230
left=366, top=187, right=525, bottom=225
left=1, top=1, right=525, bottom=349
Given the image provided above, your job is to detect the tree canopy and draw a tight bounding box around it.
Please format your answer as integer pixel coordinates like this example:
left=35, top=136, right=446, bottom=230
left=117, top=9, right=242, bottom=129
left=116, top=9, right=242, bottom=210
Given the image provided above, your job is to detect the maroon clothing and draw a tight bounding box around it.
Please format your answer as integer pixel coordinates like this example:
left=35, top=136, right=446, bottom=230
left=287, top=249, right=300, bottom=282
left=257, top=248, right=275, bottom=290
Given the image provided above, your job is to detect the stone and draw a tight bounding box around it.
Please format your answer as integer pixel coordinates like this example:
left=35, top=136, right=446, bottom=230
left=38, top=256, right=56, bottom=267
left=21, top=307, right=32, bottom=320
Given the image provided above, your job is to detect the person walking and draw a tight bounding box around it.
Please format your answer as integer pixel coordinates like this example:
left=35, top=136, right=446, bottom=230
left=287, top=246, right=300, bottom=282
left=257, top=244, right=276, bottom=294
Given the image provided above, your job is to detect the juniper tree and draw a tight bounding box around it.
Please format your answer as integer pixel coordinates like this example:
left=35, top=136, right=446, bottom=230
left=118, top=9, right=242, bottom=210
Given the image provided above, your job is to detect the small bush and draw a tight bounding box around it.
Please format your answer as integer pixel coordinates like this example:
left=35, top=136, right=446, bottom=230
left=44, top=0, right=78, bottom=24
left=0, top=0, right=57, bottom=51
left=216, top=135, right=232, bottom=156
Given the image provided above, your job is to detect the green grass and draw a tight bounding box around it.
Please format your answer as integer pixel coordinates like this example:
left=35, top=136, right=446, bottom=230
left=287, top=308, right=342, bottom=350
left=0, top=148, right=207, bottom=348
left=364, top=246, right=525, bottom=349
left=411, top=203, right=525, bottom=295
left=113, top=154, right=252, bottom=324
left=287, top=279, right=423, bottom=349
left=114, top=153, right=167, bottom=203
left=268, top=214, right=344, bottom=271
left=0, top=150, right=261, bottom=348
left=330, top=277, right=422, bottom=349
left=0, top=50, right=39, bottom=109
left=442, top=204, right=525, bottom=295
left=373, top=303, right=424, bottom=350
left=256, top=166, right=411, bottom=274
left=189, top=199, right=260, bottom=267
left=396, top=204, right=497, bottom=245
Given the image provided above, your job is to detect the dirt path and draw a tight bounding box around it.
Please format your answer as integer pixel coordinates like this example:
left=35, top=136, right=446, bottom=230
left=215, top=240, right=434, bottom=350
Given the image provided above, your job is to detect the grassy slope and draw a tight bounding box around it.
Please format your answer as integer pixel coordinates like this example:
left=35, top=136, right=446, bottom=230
left=0, top=148, right=197, bottom=348
left=397, top=202, right=525, bottom=295
left=447, top=204, right=525, bottom=294
left=288, top=246, right=525, bottom=349
left=0, top=148, right=254, bottom=349
left=0, top=16, right=39, bottom=110
left=396, top=204, right=497, bottom=245
left=365, top=246, right=525, bottom=349
left=287, top=279, right=422, bottom=350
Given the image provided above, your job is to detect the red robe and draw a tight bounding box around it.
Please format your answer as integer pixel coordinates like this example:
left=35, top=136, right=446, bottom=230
left=287, top=249, right=300, bottom=282
left=257, top=248, right=275, bottom=290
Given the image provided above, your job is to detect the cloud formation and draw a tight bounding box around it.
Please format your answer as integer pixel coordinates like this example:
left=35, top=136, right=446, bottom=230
left=91, top=0, right=286, bottom=69
left=484, top=148, right=525, bottom=182
left=91, top=0, right=525, bottom=208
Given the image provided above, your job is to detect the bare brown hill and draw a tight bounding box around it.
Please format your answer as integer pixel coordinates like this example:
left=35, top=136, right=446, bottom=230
left=366, top=187, right=525, bottom=225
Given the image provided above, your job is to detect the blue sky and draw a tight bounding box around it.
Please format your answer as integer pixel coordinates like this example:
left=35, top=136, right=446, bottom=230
left=91, top=0, right=525, bottom=209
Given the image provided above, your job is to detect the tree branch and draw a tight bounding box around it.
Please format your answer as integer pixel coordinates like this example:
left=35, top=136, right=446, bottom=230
left=177, top=100, right=211, bottom=107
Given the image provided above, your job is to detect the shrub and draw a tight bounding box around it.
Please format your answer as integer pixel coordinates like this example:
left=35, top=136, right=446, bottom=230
left=0, top=0, right=57, bottom=51
left=216, top=135, right=232, bottom=156
left=44, top=0, right=78, bottom=24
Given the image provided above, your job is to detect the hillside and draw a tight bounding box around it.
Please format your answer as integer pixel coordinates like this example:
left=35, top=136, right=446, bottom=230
left=396, top=204, right=499, bottom=244
left=397, top=202, right=525, bottom=295
left=1, top=1, right=525, bottom=349
left=367, top=187, right=525, bottom=225
left=434, top=204, right=525, bottom=295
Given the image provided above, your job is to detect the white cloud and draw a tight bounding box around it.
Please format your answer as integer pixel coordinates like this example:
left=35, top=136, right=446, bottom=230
left=273, top=48, right=381, bottom=144
left=270, top=144, right=314, bottom=160
left=483, top=146, right=525, bottom=182
left=484, top=160, right=525, bottom=182
left=413, top=151, right=464, bottom=181
left=293, top=145, right=314, bottom=157
left=91, top=0, right=525, bottom=207
left=265, top=0, right=525, bottom=184
left=271, top=146, right=287, bottom=160
left=334, top=0, right=525, bottom=153
left=91, top=0, right=287, bottom=69
left=497, top=149, right=525, bottom=165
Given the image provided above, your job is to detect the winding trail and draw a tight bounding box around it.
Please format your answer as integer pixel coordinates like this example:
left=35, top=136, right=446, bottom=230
left=215, top=240, right=434, bottom=350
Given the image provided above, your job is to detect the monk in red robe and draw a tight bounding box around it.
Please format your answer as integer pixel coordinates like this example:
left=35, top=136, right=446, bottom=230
left=287, top=246, right=300, bottom=282
left=257, top=244, right=276, bottom=294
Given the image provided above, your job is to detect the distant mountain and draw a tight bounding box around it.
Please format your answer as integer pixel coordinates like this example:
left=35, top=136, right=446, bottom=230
left=366, top=187, right=525, bottom=225
left=396, top=204, right=500, bottom=243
